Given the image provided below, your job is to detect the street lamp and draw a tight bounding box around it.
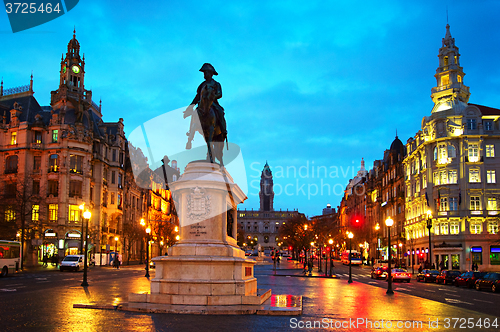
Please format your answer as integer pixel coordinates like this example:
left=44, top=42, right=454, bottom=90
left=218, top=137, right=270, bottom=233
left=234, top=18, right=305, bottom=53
left=145, top=226, right=151, bottom=278
left=398, top=243, right=403, bottom=268
left=114, top=236, right=119, bottom=266
left=426, top=210, right=433, bottom=269
left=81, top=210, right=91, bottom=287
left=325, top=239, right=333, bottom=277
left=385, top=216, right=394, bottom=295
left=79, top=203, right=85, bottom=255
left=348, top=232, right=354, bottom=284
left=375, top=223, right=380, bottom=261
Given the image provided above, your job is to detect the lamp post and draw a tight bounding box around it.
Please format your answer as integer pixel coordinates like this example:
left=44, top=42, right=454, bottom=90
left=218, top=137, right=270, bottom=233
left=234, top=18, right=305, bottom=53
left=398, top=243, right=403, bottom=268
left=81, top=210, right=91, bottom=287
left=328, top=239, right=333, bottom=277
left=114, top=236, right=119, bottom=266
left=375, top=223, right=380, bottom=262
left=426, top=210, right=433, bottom=269
left=348, top=232, right=353, bottom=284
left=385, top=216, right=394, bottom=295
left=79, top=203, right=85, bottom=254
left=145, top=226, right=151, bottom=278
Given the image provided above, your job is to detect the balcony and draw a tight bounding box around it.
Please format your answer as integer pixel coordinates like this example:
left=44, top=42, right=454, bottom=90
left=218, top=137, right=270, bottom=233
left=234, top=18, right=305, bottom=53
left=5, top=168, right=18, bottom=174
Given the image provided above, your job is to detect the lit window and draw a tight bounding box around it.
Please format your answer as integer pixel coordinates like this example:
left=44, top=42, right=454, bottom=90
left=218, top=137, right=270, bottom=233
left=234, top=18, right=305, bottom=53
left=68, top=205, right=81, bottom=222
left=433, top=147, right=438, bottom=161
left=486, top=144, right=495, bottom=157
left=32, top=205, right=39, bottom=221
left=5, top=207, right=15, bottom=222
left=69, top=155, right=83, bottom=174
left=441, top=74, right=449, bottom=85
left=487, top=198, right=497, bottom=211
left=449, top=170, right=457, bottom=184
left=34, top=131, right=42, bottom=144
left=469, top=169, right=480, bottom=183
left=440, top=197, right=448, bottom=212
left=440, top=170, right=448, bottom=185
left=450, top=223, right=459, bottom=235
left=10, top=132, right=17, bottom=145
left=468, top=144, right=479, bottom=162
left=470, top=196, right=481, bottom=211
left=470, top=223, right=481, bottom=234
left=489, top=223, right=498, bottom=234
left=440, top=223, right=449, bottom=235
left=49, top=154, right=58, bottom=172
left=422, top=175, right=427, bottom=188
left=52, top=130, right=58, bottom=143
left=487, top=170, right=496, bottom=183
left=49, top=204, right=58, bottom=222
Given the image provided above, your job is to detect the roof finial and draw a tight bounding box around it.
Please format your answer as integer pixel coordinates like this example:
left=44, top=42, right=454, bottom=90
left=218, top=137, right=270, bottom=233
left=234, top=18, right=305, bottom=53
left=446, top=6, right=449, bottom=24
left=30, top=71, right=33, bottom=92
left=73, top=26, right=76, bottom=38
left=396, top=128, right=398, bottom=138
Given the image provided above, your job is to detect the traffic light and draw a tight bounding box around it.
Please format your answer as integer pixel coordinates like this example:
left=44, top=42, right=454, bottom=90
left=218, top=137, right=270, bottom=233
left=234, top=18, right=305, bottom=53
left=288, top=246, right=293, bottom=251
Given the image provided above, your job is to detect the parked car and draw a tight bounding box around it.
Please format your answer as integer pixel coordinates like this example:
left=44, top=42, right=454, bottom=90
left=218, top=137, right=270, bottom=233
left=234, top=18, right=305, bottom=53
left=435, top=270, right=462, bottom=285
left=416, top=269, right=440, bottom=282
left=371, top=266, right=388, bottom=279
left=387, top=268, right=411, bottom=283
left=59, top=255, right=85, bottom=272
left=475, top=272, right=500, bottom=292
left=455, top=271, right=487, bottom=288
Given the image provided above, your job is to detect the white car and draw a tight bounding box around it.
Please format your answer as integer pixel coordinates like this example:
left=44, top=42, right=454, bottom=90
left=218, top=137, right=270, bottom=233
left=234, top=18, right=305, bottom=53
left=60, top=255, right=85, bottom=272
left=387, top=268, right=411, bottom=283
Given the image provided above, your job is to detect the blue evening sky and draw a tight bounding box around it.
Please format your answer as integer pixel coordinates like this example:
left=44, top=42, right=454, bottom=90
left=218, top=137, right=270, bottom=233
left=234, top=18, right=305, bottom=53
left=2, top=1, right=500, bottom=217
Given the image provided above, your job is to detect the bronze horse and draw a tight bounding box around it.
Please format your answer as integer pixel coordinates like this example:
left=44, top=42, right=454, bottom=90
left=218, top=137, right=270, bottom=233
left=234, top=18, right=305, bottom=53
left=185, top=84, right=226, bottom=165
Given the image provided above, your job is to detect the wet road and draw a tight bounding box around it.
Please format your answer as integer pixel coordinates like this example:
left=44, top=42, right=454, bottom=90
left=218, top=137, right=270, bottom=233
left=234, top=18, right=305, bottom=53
left=0, top=262, right=498, bottom=332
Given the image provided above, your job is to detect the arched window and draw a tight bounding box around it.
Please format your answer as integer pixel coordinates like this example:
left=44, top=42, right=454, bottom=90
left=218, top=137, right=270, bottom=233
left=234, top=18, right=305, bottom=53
left=5, top=155, right=18, bottom=174
left=447, top=144, right=456, bottom=158
left=433, top=147, right=438, bottom=161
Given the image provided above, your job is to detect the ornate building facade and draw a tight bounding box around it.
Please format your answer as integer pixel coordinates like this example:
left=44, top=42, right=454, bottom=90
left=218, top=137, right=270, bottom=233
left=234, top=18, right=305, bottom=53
left=403, top=24, right=500, bottom=271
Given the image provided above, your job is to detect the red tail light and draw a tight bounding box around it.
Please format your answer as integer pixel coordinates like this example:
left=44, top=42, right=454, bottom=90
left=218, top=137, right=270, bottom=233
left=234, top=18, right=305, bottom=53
left=425, top=274, right=430, bottom=276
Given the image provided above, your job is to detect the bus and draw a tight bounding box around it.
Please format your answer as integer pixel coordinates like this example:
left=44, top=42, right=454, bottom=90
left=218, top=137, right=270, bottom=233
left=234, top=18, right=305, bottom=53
left=0, top=240, right=21, bottom=277
left=341, top=250, right=363, bottom=265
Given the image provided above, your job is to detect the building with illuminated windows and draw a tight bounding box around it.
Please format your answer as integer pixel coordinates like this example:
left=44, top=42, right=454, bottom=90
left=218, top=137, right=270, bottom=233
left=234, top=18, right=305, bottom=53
left=237, top=162, right=304, bottom=252
left=403, top=24, right=500, bottom=272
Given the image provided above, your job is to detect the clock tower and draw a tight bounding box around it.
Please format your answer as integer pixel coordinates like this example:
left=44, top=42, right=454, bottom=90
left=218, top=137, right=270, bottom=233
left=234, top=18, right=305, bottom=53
left=59, top=29, right=86, bottom=94
left=259, top=162, right=274, bottom=211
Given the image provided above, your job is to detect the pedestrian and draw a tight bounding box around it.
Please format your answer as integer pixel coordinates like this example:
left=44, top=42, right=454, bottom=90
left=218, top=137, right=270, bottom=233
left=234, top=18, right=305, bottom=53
left=431, top=263, right=435, bottom=269
left=307, top=259, right=313, bottom=276
left=43, top=254, right=48, bottom=267
left=439, top=260, right=444, bottom=271
left=418, top=264, right=423, bottom=273
left=113, top=255, right=119, bottom=269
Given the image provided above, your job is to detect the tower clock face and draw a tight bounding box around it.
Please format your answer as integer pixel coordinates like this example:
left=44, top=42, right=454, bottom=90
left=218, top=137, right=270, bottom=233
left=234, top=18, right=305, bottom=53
left=71, top=65, right=80, bottom=74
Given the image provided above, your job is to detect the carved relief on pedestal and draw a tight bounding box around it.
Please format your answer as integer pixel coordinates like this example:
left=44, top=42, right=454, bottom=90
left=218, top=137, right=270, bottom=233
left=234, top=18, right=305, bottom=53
left=186, top=187, right=211, bottom=222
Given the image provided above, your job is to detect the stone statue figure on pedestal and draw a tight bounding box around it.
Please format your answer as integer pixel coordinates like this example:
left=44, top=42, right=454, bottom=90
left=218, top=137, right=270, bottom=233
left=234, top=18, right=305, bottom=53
left=183, top=63, right=227, bottom=165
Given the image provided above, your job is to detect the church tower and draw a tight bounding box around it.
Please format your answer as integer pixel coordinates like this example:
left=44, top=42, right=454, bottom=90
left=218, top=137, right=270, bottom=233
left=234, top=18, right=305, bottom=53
left=259, top=162, right=274, bottom=211
left=431, top=24, right=470, bottom=113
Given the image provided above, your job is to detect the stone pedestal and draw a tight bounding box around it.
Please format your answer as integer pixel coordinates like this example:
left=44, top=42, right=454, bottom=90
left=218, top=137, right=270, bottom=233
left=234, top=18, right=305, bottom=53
left=130, top=162, right=271, bottom=307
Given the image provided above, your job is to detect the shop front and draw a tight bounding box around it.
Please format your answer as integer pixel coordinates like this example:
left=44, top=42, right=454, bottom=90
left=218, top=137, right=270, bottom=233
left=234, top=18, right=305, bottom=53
left=65, top=230, right=82, bottom=256
left=41, top=229, right=59, bottom=261
left=433, top=243, right=463, bottom=270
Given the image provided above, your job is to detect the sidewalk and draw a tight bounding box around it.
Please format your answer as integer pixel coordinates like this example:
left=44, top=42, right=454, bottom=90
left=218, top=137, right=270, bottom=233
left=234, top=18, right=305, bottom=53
left=265, top=258, right=340, bottom=278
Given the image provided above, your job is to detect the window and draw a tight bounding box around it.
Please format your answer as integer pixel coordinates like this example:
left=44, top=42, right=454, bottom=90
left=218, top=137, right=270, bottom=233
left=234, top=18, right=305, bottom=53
left=103, top=168, right=108, bottom=185
left=440, top=223, right=449, bottom=235
left=490, top=246, right=500, bottom=265
left=111, top=193, right=115, bottom=205
left=447, top=145, right=456, bottom=158
left=32, top=205, right=39, bottom=222
left=467, top=119, right=477, bottom=130
left=486, top=144, right=495, bottom=157
left=52, top=130, right=58, bottom=143
left=69, top=181, right=82, bottom=198
left=470, top=223, right=482, bottom=234
left=68, top=205, right=80, bottom=222
left=111, top=171, right=116, bottom=184
left=33, top=156, right=41, bottom=173
left=470, top=196, right=481, bottom=211
left=471, top=247, right=482, bottom=264
left=69, top=155, right=83, bottom=174
left=32, top=180, right=40, bottom=195
left=468, top=144, right=479, bottom=162
left=489, top=223, right=498, bottom=235
left=440, top=197, right=448, bottom=212
left=5, top=155, right=18, bottom=174
left=469, top=169, right=480, bottom=183
left=484, top=121, right=493, bottom=131
left=5, top=182, right=16, bottom=198
left=34, top=131, right=42, bottom=144
left=449, top=170, right=457, bottom=184
left=422, top=174, right=427, bottom=188
left=48, top=205, right=57, bottom=220
left=5, top=207, right=15, bottom=222
left=440, top=170, right=448, bottom=185
left=450, top=223, right=459, bottom=235
left=118, top=173, right=122, bottom=187
left=487, top=198, right=497, bottom=211
left=433, top=147, right=438, bottom=161
left=102, top=191, right=108, bottom=207
left=117, top=194, right=122, bottom=208
left=48, top=180, right=58, bottom=197
left=10, top=132, right=17, bottom=145
left=112, top=149, right=116, bottom=162
left=487, top=170, right=496, bottom=183
left=49, top=154, right=58, bottom=172
left=450, top=197, right=458, bottom=211
left=433, top=172, right=440, bottom=185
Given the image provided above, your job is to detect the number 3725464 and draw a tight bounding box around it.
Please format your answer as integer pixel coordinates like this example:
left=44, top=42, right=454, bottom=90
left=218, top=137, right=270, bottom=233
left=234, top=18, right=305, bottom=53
left=5, top=3, right=62, bottom=14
